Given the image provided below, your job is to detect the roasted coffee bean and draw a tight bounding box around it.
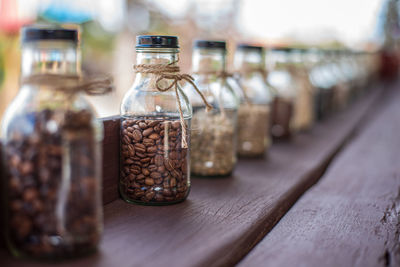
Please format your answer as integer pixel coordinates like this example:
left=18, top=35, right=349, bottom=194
left=142, top=128, right=153, bottom=137
left=134, top=143, right=146, bottom=153
left=132, top=129, right=143, bottom=141
left=120, top=118, right=190, bottom=204
left=3, top=109, right=101, bottom=258
left=155, top=154, right=164, bottom=166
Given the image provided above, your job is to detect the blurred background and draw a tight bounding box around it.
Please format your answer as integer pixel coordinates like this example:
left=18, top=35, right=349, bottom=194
left=0, top=0, right=399, bottom=118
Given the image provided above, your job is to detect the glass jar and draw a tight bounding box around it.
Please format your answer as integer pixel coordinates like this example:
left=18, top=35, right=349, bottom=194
left=288, top=48, right=314, bottom=131
left=325, top=50, right=351, bottom=111
left=307, top=49, right=335, bottom=121
left=120, top=36, right=191, bottom=205
left=234, top=44, right=273, bottom=157
left=265, top=47, right=297, bottom=139
left=187, top=40, right=239, bottom=177
left=0, top=26, right=103, bottom=259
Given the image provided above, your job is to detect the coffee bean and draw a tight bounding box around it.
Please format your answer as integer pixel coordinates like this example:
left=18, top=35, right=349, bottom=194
left=120, top=118, right=190, bottom=204
left=145, top=178, right=154, bottom=186
left=149, top=133, right=160, bottom=140
left=3, top=109, right=102, bottom=258
left=132, top=129, right=143, bottom=141
left=150, top=172, right=161, bottom=179
left=147, top=146, right=157, bottom=153
left=142, top=168, right=150, bottom=176
left=155, top=154, right=164, bottom=166
left=134, top=143, right=146, bottom=153
left=139, top=122, right=147, bottom=129
left=143, top=128, right=153, bottom=137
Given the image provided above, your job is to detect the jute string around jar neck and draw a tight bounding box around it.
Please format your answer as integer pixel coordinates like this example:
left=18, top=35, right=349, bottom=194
left=237, top=65, right=279, bottom=96
left=194, top=69, right=252, bottom=104
left=134, top=60, right=213, bottom=149
left=21, top=74, right=114, bottom=97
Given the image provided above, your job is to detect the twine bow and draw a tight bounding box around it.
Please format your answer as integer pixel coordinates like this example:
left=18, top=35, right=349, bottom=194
left=134, top=62, right=212, bottom=148
left=21, top=73, right=114, bottom=96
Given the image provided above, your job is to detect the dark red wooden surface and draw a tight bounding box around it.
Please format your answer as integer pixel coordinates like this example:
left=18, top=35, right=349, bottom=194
left=239, top=86, right=400, bottom=267
left=100, top=116, right=120, bottom=205
left=0, top=83, right=385, bottom=267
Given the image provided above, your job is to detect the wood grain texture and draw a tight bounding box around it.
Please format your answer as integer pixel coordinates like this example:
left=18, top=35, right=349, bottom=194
left=239, top=86, right=400, bottom=267
left=0, top=84, right=384, bottom=267
left=100, top=116, right=120, bottom=205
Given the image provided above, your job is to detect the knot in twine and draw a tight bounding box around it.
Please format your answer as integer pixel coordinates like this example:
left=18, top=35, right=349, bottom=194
left=22, top=73, right=114, bottom=97
left=194, top=70, right=252, bottom=104
left=134, top=63, right=213, bottom=148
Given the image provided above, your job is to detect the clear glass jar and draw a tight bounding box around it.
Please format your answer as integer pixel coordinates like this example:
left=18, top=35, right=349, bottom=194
left=325, top=50, right=351, bottom=111
left=234, top=44, right=273, bottom=157
left=0, top=26, right=103, bottom=259
left=120, top=36, right=191, bottom=205
left=288, top=49, right=314, bottom=131
left=187, top=40, right=239, bottom=177
left=307, top=50, right=335, bottom=121
left=265, top=47, right=297, bottom=139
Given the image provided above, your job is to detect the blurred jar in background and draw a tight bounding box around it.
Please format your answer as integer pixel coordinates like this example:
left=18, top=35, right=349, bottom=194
left=234, top=44, right=273, bottom=157
left=326, top=50, right=352, bottom=111
left=265, top=47, right=297, bottom=139
left=1, top=26, right=103, bottom=259
left=307, top=49, right=335, bottom=121
left=287, top=48, right=314, bottom=131
left=187, top=40, right=239, bottom=177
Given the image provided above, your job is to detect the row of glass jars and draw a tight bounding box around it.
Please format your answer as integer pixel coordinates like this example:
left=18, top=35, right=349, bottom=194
left=0, top=26, right=381, bottom=260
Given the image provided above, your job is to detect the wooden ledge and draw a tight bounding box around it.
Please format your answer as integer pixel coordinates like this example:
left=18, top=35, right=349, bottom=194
left=0, top=82, right=388, bottom=267
left=239, top=84, right=400, bottom=267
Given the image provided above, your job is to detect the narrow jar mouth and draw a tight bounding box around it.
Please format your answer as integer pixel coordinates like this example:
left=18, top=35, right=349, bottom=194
left=136, top=35, right=179, bottom=48
left=136, top=47, right=180, bottom=54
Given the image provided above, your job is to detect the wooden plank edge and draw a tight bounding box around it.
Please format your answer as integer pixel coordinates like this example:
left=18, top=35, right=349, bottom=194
left=199, top=83, right=390, bottom=267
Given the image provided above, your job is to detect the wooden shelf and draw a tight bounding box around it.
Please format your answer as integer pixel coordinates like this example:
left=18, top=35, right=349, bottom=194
left=239, top=84, right=400, bottom=267
left=0, top=83, right=387, bottom=267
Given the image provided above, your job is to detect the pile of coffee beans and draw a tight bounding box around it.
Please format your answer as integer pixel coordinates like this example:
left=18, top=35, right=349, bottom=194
left=120, top=117, right=190, bottom=204
left=4, top=109, right=101, bottom=259
left=191, top=110, right=236, bottom=176
left=237, top=104, right=271, bottom=157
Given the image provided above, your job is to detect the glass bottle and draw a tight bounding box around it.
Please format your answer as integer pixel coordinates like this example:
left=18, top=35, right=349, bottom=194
left=187, top=40, right=239, bottom=177
left=307, top=49, right=335, bottom=121
left=234, top=44, right=273, bottom=157
left=120, top=35, right=191, bottom=205
left=1, top=26, right=103, bottom=259
left=288, top=48, right=314, bottom=131
left=265, top=47, right=297, bottom=139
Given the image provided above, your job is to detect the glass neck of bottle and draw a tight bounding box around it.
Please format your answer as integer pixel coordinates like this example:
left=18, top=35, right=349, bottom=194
left=234, top=49, right=264, bottom=71
left=192, top=48, right=226, bottom=74
left=265, top=50, right=290, bottom=70
left=21, top=40, right=79, bottom=78
left=134, top=48, right=179, bottom=83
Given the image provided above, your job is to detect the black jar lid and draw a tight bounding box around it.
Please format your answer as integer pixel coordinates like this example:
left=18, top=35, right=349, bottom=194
left=237, top=44, right=263, bottom=52
left=194, top=40, right=226, bottom=50
left=21, top=26, right=78, bottom=43
left=136, top=35, right=179, bottom=48
left=268, top=46, right=294, bottom=52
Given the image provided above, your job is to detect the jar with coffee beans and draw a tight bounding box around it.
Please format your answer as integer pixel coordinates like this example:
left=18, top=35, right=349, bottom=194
left=186, top=40, right=239, bottom=177
left=120, top=35, right=198, bottom=205
left=234, top=44, right=273, bottom=157
left=265, top=47, right=298, bottom=139
left=0, top=26, right=104, bottom=259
